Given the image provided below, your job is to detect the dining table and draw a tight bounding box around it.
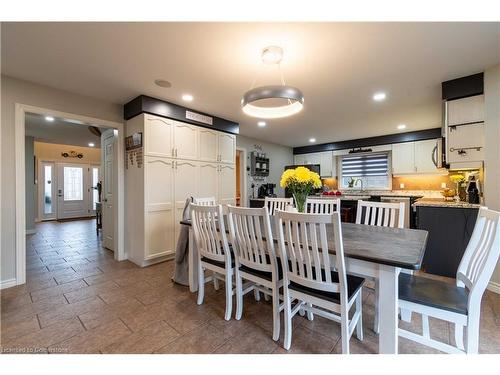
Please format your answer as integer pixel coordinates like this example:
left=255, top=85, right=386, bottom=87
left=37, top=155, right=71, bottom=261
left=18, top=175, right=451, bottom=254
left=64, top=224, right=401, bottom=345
left=180, top=216, right=428, bottom=354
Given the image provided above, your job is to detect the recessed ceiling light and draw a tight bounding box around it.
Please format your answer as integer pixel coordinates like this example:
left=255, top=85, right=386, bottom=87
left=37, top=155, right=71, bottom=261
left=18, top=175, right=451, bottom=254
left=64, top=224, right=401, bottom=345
left=45, top=116, right=54, bottom=122
left=397, top=124, right=407, bottom=130
left=88, top=142, right=95, bottom=147
left=154, top=79, right=172, bottom=88
left=372, top=92, right=387, bottom=102
left=182, top=94, right=193, bottom=102
left=257, top=121, right=266, bottom=127
left=309, top=138, right=316, bottom=143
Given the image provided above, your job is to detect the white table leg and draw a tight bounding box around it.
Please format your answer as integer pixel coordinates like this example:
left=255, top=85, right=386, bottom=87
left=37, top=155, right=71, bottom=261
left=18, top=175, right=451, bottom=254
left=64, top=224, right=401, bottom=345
left=188, top=227, right=199, bottom=293
left=378, top=265, right=399, bottom=354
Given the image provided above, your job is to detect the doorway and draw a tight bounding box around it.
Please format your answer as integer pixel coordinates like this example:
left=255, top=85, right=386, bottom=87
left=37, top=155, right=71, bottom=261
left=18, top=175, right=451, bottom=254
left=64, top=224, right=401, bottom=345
left=14, top=103, right=125, bottom=286
left=235, top=148, right=247, bottom=207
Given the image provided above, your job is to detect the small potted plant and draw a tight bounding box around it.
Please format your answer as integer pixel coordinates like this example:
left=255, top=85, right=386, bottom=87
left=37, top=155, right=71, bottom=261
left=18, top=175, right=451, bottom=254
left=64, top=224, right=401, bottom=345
left=280, top=166, right=322, bottom=213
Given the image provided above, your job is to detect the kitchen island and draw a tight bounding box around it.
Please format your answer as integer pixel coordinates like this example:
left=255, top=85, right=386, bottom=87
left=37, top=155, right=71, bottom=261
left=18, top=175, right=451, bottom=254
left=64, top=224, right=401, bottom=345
left=413, top=198, right=482, bottom=277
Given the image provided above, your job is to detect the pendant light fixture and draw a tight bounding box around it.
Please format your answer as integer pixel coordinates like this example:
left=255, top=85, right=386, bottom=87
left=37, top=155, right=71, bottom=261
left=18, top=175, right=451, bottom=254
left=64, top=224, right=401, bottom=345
left=241, top=46, right=304, bottom=119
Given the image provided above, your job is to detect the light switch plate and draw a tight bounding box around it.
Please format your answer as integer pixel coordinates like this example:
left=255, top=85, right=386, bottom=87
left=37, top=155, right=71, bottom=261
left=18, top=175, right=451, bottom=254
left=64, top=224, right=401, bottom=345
left=441, top=182, right=447, bottom=189
left=400, top=183, right=405, bottom=189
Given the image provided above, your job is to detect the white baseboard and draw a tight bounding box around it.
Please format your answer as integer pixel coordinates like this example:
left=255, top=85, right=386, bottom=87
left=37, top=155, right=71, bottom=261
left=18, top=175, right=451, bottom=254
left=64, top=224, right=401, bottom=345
left=26, top=228, right=37, bottom=235
left=487, top=281, right=500, bottom=294
left=1, top=278, right=17, bottom=290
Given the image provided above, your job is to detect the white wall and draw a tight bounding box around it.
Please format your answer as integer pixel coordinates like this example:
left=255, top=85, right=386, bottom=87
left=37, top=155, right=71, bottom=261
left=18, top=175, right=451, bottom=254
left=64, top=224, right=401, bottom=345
left=484, top=63, right=500, bottom=286
left=236, top=134, right=294, bottom=204
left=1, top=75, right=122, bottom=285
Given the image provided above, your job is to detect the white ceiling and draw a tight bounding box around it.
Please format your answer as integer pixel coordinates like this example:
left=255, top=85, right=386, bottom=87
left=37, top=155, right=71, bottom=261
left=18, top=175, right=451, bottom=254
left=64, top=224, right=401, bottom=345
left=25, top=112, right=106, bottom=148
left=3, top=22, right=499, bottom=147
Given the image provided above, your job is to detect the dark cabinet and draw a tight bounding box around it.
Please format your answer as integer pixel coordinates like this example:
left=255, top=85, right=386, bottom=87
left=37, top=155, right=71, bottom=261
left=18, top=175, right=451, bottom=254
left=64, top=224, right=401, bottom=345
left=416, top=206, right=478, bottom=277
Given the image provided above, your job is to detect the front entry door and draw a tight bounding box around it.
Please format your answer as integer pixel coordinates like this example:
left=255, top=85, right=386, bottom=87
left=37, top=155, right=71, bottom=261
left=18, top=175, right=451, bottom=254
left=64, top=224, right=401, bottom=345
left=57, top=163, right=89, bottom=219
left=101, top=129, right=116, bottom=251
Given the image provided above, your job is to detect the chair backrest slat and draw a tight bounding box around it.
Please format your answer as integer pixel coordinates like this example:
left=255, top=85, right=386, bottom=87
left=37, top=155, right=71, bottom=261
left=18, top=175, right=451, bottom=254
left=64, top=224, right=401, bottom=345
left=264, top=197, right=294, bottom=215
left=457, top=208, right=500, bottom=299
left=356, top=200, right=405, bottom=229
left=306, top=197, right=341, bottom=215
left=190, top=203, right=231, bottom=264
left=228, top=205, right=277, bottom=274
left=276, top=211, right=346, bottom=295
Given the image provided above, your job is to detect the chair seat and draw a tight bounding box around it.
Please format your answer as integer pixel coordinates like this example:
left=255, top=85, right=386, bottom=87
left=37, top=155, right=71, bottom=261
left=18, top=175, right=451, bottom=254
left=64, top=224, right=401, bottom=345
left=398, top=273, right=468, bottom=315
left=239, top=258, right=283, bottom=281
left=201, top=256, right=234, bottom=269
left=289, top=272, right=365, bottom=304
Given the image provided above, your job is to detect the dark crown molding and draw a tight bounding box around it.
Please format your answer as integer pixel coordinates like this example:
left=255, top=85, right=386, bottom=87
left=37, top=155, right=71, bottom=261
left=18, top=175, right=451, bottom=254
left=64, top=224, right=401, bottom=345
left=293, top=128, right=442, bottom=155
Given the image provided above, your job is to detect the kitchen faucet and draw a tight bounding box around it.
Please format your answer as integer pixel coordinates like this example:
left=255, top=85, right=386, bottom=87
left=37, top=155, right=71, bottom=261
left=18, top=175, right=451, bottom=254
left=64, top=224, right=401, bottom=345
left=355, top=178, right=364, bottom=192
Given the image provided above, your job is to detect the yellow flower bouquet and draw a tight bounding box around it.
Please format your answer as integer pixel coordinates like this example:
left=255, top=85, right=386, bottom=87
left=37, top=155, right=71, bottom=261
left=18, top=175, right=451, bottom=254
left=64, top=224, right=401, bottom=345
left=280, top=166, right=322, bottom=212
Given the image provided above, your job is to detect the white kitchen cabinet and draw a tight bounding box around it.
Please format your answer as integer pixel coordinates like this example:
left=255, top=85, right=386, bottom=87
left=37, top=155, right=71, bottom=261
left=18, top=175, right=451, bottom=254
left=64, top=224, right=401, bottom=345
left=392, top=142, right=416, bottom=175
left=448, top=123, right=485, bottom=163
left=174, top=160, right=199, bottom=249
left=415, top=139, right=439, bottom=174
left=199, top=162, right=219, bottom=199
left=218, top=164, right=236, bottom=205
left=198, top=128, right=218, bottom=162
left=125, top=113, right=237, bottom=267
left=447, top=95, right=484, bottom=126
left=218, top=133, right=236, bottom=164
left=392, top=140, right=442, bottom=175
left=174, top=121, right=198, bottom=160
left=145, top=115, right=174, bottom=157
left=144, top=156, right=175, bottom=259
left=293, top=152, right=335, bottom=177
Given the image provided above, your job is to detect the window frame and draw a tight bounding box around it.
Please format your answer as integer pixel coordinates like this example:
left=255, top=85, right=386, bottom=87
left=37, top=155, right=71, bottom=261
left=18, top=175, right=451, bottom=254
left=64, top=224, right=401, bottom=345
left=338, top=151, right=393, bottom=191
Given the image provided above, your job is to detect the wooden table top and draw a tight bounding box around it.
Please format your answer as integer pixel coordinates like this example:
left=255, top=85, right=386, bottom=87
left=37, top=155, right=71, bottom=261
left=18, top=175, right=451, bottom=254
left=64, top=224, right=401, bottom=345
left=180, top=219, right=428, bottom=270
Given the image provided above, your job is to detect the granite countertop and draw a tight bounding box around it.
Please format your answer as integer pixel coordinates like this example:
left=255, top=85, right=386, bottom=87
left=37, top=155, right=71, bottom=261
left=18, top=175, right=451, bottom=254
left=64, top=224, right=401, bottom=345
left=413, top=198, right=482, bottom=209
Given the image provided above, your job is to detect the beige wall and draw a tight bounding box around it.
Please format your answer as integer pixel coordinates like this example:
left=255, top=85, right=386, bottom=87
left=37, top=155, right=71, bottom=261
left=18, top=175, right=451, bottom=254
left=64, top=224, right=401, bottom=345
left=1, top=75, right=122, bottom=285
left=35, top=141, right=101, bottom=164
left=484, top=63, right=500, bottom=286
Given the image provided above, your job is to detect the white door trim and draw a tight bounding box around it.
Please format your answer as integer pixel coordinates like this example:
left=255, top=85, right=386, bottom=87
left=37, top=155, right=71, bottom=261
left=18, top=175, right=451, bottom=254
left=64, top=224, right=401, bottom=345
left=236, top=147, right=247, bottom=207
left=14, top=103, right=125, bottom=286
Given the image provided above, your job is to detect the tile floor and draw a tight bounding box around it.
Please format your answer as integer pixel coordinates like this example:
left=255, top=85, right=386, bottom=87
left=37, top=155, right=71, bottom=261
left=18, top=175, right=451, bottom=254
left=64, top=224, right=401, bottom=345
left=1, top=219, right=499, bottom=354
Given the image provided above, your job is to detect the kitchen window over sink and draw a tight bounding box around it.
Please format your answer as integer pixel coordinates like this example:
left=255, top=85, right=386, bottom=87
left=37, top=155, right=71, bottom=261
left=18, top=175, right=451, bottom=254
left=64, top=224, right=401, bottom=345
left=339, top=152, right=392, bottom=190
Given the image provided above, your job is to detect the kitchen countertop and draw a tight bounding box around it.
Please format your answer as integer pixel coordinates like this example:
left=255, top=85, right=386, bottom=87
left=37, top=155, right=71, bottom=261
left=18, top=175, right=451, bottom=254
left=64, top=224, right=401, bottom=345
left=413, top=198, right=482, bottom=209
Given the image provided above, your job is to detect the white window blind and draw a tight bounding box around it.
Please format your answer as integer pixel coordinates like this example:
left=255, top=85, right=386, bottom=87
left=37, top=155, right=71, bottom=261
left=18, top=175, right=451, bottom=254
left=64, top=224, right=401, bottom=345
left=341, top=152, right=389, bottom=177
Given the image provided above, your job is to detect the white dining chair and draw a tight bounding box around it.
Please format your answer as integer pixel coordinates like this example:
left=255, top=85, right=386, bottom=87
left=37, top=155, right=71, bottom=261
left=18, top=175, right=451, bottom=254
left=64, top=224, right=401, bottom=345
left=355, top=200, right=405, bottom=229
left=193, top=196, right=217, bottom=205
left=264, top=197, right=294, bottom=215
left=355, top=199, right=406, bottom=334
left=276, top=210, right=365, bottom=354
left=398, top=207, right=500, bottom=354
left=306, top=197, right=341, bottom=214
left=227, top=205, right=284, bottom=341
left=190, top=203, right=234, bottom=321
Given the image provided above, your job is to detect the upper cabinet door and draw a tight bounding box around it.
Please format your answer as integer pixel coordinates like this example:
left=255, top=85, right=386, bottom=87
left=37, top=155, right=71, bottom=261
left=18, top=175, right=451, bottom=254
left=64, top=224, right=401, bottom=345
left=145, top=115, right=174, bottom=157
left=319, top=152, right=334, bottom=178
left=414, top=139, right=439, bottom=174
left=218, top=133, right=236, bottom=164
left=174, top=121, right=198, bottom=160
left=198, top=128, right=219, bottom=162
left=447, top=95, right=484, bottom=126
left=392, top=142, right=415, bottom=175
left=294, top=154, right=305, bottom=165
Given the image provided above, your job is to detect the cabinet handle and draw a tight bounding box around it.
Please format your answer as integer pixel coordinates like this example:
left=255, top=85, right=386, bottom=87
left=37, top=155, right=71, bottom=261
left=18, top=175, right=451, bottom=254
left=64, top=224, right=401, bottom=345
left=175, top=148, right=178, bottom=157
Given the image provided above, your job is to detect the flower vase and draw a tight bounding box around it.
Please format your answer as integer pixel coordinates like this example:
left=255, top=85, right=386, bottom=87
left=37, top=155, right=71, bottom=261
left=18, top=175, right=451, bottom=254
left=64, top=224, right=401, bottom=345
left=293, top=193, right=307, bottom=213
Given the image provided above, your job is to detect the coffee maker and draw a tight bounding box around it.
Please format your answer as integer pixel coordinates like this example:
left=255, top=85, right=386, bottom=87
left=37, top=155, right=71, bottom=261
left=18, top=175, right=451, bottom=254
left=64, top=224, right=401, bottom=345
left=257, top=183, right=277, bottom=198
left=466, top=172, right=481, bottom=204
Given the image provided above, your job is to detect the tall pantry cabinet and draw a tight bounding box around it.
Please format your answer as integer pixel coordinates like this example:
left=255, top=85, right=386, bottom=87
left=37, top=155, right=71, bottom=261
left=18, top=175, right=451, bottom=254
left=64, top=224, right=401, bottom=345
left=125, top=113, right=236, bottom=267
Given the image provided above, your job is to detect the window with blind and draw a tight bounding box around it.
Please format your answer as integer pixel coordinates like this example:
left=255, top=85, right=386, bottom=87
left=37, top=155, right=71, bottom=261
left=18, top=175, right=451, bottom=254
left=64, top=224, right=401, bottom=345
left=340, top=152, right=391, bottom=190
